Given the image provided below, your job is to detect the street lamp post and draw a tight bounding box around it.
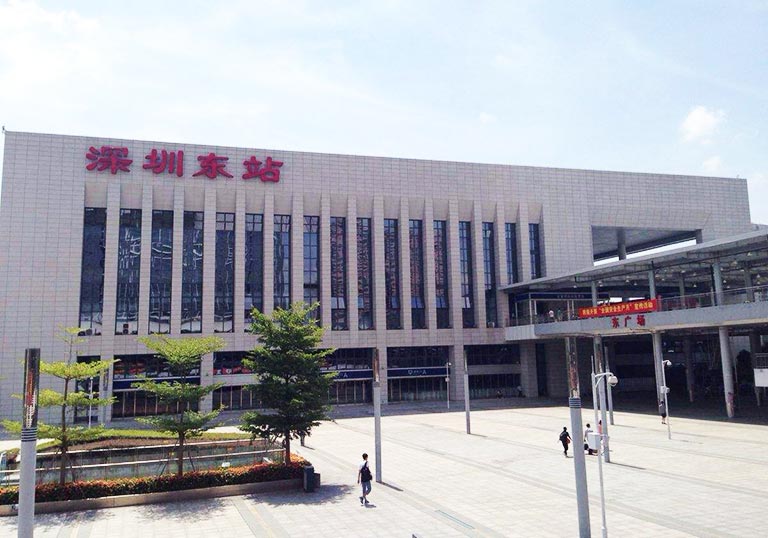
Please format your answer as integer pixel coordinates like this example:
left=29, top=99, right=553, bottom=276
left=661, top=359, right=672, bottom=440
left=591, top=371, right=619, bottom=538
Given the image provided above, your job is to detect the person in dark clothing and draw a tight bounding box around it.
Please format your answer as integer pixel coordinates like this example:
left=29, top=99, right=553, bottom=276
left=659, top=400, right=667, bottom=424
left=558, top=427, right=571, bottom=457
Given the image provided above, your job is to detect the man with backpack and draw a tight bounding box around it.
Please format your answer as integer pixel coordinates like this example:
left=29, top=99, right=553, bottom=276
left=357, top=453, right=373, bottom=505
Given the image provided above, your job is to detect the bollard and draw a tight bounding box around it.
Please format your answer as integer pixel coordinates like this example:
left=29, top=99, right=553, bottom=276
left=303, top=465, right=315, bottom=492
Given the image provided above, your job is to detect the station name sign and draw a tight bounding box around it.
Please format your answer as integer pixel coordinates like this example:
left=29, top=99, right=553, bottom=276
left=578, top=298, right=658, bottom=319
left=85, top=145, right=283, bottom=182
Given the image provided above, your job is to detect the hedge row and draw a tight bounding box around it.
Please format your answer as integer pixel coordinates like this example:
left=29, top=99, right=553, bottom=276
left=0, top=459, right=308, bottom=505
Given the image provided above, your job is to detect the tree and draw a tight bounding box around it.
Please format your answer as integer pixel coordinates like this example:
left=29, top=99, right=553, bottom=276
left=132, top=335, right=225, bottom=476
left=240, top=302, right=336, bottom=464
left=2, top=327, right=114, bottom=485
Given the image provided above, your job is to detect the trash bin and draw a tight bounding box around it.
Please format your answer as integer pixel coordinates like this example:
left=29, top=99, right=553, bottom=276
left=303, top=465, right=315, bottom=492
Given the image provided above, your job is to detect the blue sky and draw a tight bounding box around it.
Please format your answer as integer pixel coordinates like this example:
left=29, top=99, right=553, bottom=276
left=1, top=0, right=766, bottom=222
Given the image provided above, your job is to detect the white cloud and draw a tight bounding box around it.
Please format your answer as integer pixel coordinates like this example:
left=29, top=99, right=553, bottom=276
left=702, top=156, right=723, bottom=174
left=680, top=106, right=725, bottom=143
left=479, top=112, right=497, bottom=124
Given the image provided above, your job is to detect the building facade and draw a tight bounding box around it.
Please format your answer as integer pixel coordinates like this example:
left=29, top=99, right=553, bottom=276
left=0, top=131, right=754, bottom=422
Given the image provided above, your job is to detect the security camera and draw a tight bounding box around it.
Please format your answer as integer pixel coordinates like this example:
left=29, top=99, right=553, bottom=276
left=607, top=375, right=619, bottom=387
left=663, top=360, right=672, bottom=368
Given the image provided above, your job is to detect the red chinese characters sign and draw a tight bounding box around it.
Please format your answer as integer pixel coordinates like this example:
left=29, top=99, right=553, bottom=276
left=85, top=146, right=283, bottom=183
left=578, top=298, right=658, bottom=319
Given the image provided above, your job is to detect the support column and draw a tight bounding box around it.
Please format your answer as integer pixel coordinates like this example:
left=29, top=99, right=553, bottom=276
left=519, top=342, right=538, bottom=398
left=617, top=229, right=627, bottom=260
left=744, top=263, right=755, bottom=302
left=718, top=326, right=735, bottom=418
left=652, top=331, right=664, bottom=403
left=684, top=337, right=695, bottom=403
left=712, top=260, right=724, bottom=306
left=750, top=331, right=762, bottom=406
left=565, top=336, right=591, bottom=538
left=648, top=269, right=657, bottom=299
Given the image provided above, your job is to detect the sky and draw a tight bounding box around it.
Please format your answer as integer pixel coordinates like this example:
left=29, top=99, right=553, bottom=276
left=0, top=0, right=766, bottom=222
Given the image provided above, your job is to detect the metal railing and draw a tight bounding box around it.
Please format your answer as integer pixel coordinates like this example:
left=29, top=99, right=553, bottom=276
left=505, top=284, right=768, bottom=327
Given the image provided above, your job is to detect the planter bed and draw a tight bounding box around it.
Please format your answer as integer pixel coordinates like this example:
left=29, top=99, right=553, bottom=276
left=0, top=459, right=309, bottom=516
left=0, top=477, right=302, bottom=516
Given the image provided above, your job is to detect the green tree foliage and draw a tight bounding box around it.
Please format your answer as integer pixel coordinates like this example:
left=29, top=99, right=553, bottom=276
left=2, top=327, right=114, bottom=485
left=240, top=302, right=335, bottom=464
left=133, top=335, right=225, bottom=476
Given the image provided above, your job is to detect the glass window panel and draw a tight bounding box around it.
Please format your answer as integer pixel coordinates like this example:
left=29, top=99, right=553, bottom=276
left=79, top=208, right=106, bottom=335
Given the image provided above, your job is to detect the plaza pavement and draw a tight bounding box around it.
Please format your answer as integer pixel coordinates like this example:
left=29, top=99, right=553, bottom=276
left=1, top=400, right=767, bottom=537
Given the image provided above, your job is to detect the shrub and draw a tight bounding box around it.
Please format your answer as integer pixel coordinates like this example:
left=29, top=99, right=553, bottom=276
left=0, top=457, right=309, bottom=505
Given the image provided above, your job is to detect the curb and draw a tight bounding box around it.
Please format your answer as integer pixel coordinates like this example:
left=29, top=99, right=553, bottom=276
left=0, top=478, right=302, bottom=516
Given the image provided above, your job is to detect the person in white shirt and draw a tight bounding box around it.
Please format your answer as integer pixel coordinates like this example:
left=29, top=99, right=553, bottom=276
left=583, top=423, right=595, bottom=455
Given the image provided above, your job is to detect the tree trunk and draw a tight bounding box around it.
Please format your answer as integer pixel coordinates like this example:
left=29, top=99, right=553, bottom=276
left=59, top=379, right=70, bottom=485
left=177, top=433, right=185, bottom=477
left=284, top=431, right=291, bottom=464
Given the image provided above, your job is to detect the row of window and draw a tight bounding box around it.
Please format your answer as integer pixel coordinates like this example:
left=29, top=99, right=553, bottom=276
left=79, top=208, right=544, bottom=335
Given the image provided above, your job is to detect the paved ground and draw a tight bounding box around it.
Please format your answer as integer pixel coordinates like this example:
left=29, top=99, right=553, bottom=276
left=1, top=400, right=767, bottom=537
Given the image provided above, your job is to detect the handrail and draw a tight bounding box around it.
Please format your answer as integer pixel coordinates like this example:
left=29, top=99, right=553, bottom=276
left=506, top=284, right=768, bottom=327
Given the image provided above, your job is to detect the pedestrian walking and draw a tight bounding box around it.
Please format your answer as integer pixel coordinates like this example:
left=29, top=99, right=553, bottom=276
left=357, top=453, right=373, bottom=505
left=583, top=423, right=595, bottom=455
left=659, top=399, right=667, bottom=424
left=558, top=427, right=571, bottom=457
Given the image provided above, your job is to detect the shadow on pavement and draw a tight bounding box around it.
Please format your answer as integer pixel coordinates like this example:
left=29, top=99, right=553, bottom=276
left=139, top=497, right=233, bottom=521
left=253, top=483, right=354, bottom=507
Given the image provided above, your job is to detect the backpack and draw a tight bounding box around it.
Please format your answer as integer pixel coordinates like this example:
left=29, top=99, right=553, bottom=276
left=360, top=462, right=372, bottom=482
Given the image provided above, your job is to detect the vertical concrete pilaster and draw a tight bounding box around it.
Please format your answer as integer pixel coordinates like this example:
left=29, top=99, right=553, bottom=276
left=372, top=197, right=386, bottom=332
left=493, top=203, right=507, bottom=326
left=320, top=195, right=332, bottom=330
left=424, top=200, right=437, bottom=332
left=170, top=188, right=185, bottom=336
left=201, top=189, right=216, bottom=335
left=399, top=199, right=412, bottom=331
left=472, top=201, right=486, bottom=329
left=290, top=195, right=304, bottom=314
left=262, top=194, right=275, bottom=315
left=347, top=197, right=359, bottom=338
left=137, top=185, right=153, bottom=336
left=233, top=191, right=246, bottom=336
left=518, top=203, right=532, bottom=282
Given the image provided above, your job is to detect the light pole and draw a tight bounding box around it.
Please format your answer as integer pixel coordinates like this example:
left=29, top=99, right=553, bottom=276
left=661, top=359, right=672, bottom=440
left=372, top=349, right=382, bottom=483
left=591, top=371, right=619, bottom=538
left=19, top=348, right=40, bottom=538
left=446, top=361, right=451, bottom=410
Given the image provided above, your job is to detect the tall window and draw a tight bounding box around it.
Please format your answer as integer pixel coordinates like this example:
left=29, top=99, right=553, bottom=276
left=505, top=223, right=519, bottom=284
left=459, top=221, right=475, bottom=328
left=303, top=216, right=320, bottom=320
left=529, top=223, right=542, bottom=279
left=149, top=210, right=173, bottom=334
left=215, top=213, right=235, bottom=333
left=409, top=219, right=426, bottom=329
left=116, top=209, right=141, bottom=335
left=274, top=215, right=291, bottom=310
left=384, top=218, right=401, bottom=329
left=482, top=222, right=497, bottom=327
left=181, top=211, right=204, bottom=333
left=244, top=214, right=264, bottom=325
left=357, top=218, right=374, bottom=330
left=433, top=220, right=450, bottom=329
left=79, top=207, right=106, bottom=335
left=330, top=216, right=348, bottom=330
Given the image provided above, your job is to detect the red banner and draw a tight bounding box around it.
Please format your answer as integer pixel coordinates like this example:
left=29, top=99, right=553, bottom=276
left=579, top=298, right=658, bottom=319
